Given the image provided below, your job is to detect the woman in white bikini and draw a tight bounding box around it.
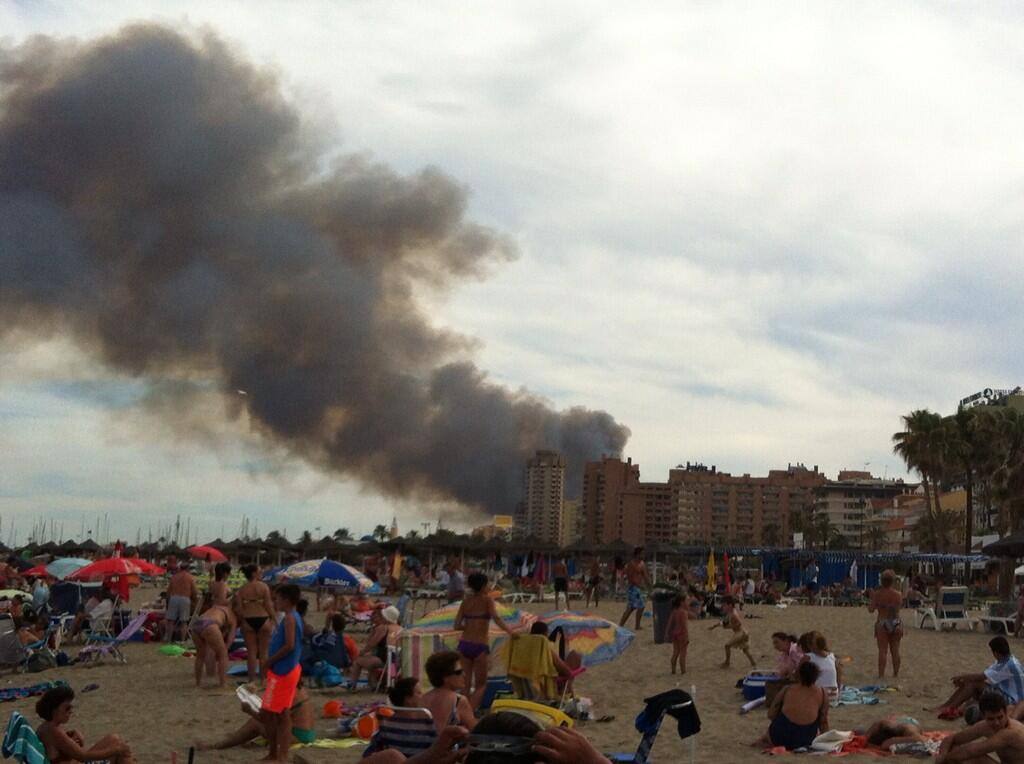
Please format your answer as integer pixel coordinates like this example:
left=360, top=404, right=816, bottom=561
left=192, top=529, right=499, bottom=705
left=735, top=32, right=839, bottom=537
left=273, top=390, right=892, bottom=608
left=868, top=569, right=904, bottom=679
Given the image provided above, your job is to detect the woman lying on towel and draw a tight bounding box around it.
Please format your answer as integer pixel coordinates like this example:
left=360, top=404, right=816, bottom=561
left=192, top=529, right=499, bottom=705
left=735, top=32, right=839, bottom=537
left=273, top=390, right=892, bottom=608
left=195, top=678, right=316, bottom=750
left=36, top=685, right=137, bottom=763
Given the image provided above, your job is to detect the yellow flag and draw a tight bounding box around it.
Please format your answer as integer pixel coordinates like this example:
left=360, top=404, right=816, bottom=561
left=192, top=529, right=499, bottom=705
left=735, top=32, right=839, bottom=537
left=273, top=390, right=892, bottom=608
left=706, top=551, right=716, bottom=592
left=392, top=551, right=403, bottom=580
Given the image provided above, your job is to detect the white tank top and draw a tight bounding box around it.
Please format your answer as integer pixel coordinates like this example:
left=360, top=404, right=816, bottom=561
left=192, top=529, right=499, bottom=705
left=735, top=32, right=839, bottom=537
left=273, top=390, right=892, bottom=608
left=807, top=652, right=838, bottom=690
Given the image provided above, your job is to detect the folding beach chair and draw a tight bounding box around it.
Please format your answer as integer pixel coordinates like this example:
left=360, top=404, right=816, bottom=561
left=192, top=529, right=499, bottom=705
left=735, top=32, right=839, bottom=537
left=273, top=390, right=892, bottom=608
left=17, top=623, right=61, bottom=674
left=364, top=707, right=436, bottom=758
left=1, top=711, right=48, bottom=764
left=505, top=635, right=564, bottom=705
left=79, top=611, right=148, bottom=664
left=915, top=587, right=978, bottom=631
left=81, top=597, right=118, bottom=642
left=374, top=644, right=401, bottom=693
left=606, top=689, right=700, bottom=764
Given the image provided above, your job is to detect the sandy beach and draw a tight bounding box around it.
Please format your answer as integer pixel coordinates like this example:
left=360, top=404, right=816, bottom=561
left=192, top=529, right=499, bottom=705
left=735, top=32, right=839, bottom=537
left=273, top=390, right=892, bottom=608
left=0, top=592, right=1003, bottom=763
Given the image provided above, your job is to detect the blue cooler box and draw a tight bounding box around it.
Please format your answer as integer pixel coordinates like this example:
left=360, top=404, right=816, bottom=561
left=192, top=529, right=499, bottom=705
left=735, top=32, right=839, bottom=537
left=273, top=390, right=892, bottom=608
left=742, top=671, right=779, bottom=700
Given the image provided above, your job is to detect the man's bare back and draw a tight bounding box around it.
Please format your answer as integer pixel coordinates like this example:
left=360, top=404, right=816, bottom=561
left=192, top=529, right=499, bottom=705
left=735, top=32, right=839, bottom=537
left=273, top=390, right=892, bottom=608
left=168, top=570, right=195, bottom=598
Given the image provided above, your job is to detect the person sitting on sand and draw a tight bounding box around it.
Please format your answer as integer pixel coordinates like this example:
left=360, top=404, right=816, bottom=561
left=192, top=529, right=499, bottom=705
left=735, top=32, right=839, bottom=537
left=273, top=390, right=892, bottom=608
left=196, top=677, right=316, bottom=751
left=937, top=690, right=1024, bottom=763
left=932, top=636, right=1024, bottom=716
left=868, top=569, right=904, bottom=679
left=618, top=548, right=650, bottom=630
left=799, top=631, right=841, bottom=696
left=18, top=614, right=49, bottom=646
left=772, top=632, right=804, bottom=682
left=753, top=661, right=829, bottom=751
left=709, top=596, right=755, bottom=669
left=422, top=650, right=477, bottom=733
left=862, top=714, right=924, bottom=752
left=191, top=602, right=236, bottom=689
left=36, top=685, right=137, bottom=763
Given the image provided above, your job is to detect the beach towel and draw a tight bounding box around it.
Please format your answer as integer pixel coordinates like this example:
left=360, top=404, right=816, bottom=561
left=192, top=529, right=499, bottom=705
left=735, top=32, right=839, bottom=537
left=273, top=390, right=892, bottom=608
left=0, top=681, right=68, bottom=704
left=764, top=730, right=952, bottom=756
left=506, top=636, right=557, bottom=700
left=831, top=687, right=882, bottom=707
left=810, top=730, right=853, bottom=753
left=985, top=655, right=1024, bottom=704
left=2, top=711, right=48, bottom=764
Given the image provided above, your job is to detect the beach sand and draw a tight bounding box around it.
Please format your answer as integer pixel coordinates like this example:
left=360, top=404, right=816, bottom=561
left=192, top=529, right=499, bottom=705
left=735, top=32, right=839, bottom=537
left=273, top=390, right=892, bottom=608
left=0, top=591, right=1003, bottom=763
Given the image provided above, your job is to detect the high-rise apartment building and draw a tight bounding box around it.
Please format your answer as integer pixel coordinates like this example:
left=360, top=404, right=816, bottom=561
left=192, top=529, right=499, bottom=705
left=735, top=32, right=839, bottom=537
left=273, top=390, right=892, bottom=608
left=813, top=471, right=916, bottom=549
left=559, top=499, right=581, bottom=547
left=523, top=450, right=565, bottom=544
left=670, top=462, right=825, bottom=546
left=580, top=456, right=642, bottom=545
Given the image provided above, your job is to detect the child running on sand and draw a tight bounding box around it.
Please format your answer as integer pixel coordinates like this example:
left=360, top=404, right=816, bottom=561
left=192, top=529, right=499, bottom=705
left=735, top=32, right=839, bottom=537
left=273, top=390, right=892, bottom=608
left=666, top=594, right=691, bottom=674
left=709, top=595, right=755, bottom=669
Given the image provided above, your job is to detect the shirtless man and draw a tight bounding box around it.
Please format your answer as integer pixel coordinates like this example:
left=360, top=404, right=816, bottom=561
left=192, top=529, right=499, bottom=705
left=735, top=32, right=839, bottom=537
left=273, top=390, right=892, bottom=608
left=937, top=690, right=1024, bottom=763
left=165, top=562, right=199, bottom=642
left=552, top=557, right=569, bottom=610
left=619, top=548, right=650, bottom=630
left=709, top=595, right=756, bottom=669
left=584, top=557, right=602, bottom=608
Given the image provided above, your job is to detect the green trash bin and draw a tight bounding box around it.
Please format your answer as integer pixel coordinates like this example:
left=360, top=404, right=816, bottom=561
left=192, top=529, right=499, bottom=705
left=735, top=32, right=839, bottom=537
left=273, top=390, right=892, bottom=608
left=652, top=586, right=680, bottom=644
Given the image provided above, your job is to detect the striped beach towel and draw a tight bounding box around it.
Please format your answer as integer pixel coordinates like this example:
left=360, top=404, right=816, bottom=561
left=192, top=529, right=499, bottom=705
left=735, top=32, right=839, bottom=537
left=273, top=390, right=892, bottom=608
left=2, top=711, right=49, bottom=764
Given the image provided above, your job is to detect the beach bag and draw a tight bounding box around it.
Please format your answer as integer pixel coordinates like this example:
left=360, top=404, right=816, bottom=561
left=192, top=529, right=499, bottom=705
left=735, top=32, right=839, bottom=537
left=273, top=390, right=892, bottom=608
left=25, top=652, right=55, bottom=673
left=312, top=660, right=344, bottom=688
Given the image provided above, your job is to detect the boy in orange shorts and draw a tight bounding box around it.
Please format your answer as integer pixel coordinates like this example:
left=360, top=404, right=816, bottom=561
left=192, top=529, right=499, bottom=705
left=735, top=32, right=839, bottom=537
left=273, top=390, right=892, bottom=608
left=261, top=584, right=304, bottom=762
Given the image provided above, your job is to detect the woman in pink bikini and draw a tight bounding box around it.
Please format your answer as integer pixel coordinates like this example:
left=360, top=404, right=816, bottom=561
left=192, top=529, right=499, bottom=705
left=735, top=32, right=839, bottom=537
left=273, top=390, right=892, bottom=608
left=454, top=572, right=515, bottom=709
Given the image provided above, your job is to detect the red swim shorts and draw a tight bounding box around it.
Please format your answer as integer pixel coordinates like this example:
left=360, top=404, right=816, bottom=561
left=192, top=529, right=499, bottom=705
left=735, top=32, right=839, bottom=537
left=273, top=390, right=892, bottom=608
left=262, top=664, right=301, bottom=713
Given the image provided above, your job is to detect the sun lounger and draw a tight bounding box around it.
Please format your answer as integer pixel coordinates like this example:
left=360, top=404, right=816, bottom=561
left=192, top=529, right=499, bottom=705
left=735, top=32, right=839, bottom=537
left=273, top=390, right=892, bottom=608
left=915, top=587, right=978, bottom=631
left=78, top=611, right=148, bottom=664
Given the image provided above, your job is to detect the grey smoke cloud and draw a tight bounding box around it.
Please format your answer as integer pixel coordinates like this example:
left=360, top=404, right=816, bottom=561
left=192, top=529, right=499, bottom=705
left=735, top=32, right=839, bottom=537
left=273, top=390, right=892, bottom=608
left=0, top=24, right=629, bottom=515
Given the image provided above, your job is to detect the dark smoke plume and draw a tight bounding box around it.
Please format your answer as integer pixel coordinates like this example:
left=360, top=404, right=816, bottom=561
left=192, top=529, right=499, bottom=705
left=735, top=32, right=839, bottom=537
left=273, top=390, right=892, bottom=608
left=0, top=25, right=629, bottom=515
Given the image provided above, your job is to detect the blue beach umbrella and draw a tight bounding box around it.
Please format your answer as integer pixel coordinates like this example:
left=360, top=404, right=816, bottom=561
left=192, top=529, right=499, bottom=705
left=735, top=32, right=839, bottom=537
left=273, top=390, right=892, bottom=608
left=277, top=558, right=378, bottom=592
left=45, top=558, right=91, bottom=580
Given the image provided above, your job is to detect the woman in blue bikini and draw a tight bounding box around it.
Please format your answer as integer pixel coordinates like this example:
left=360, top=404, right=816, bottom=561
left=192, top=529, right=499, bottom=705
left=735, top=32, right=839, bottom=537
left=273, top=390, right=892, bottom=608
left=454, top=572, right=515, bottom=709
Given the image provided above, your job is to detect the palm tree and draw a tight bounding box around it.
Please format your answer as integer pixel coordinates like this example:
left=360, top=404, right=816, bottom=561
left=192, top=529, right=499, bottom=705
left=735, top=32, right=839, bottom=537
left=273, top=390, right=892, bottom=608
left=911, top=507, right=961, bottom=552
left=372, top=524, right=389, bottom=543
left=991, top=408, right=1024, bottom=532
left=299, top=530, right=313, bottom=545
left=864, top=524, right=888, bottom=551
left=893, top=409, right=947, bottom=525
left=333, top=528, right=352, bottom=542
left=406, top=529, right=421, bottom=540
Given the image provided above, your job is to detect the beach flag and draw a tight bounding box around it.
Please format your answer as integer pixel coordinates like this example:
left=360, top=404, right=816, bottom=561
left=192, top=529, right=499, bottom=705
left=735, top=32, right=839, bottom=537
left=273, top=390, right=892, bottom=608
left=392, top=551, right=403, bottom=580
left=706, top=551, right=716, bottom=592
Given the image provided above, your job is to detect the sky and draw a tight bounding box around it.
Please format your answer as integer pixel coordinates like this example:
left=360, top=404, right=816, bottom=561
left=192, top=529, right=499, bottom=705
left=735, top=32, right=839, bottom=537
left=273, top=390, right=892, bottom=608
left=1, top=1, right=1022, bottom=546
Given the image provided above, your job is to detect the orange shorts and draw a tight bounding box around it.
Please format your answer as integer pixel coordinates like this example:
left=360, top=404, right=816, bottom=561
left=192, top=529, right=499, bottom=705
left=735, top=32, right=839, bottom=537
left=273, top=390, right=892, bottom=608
left=262, top=664, right=301, bottom=713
